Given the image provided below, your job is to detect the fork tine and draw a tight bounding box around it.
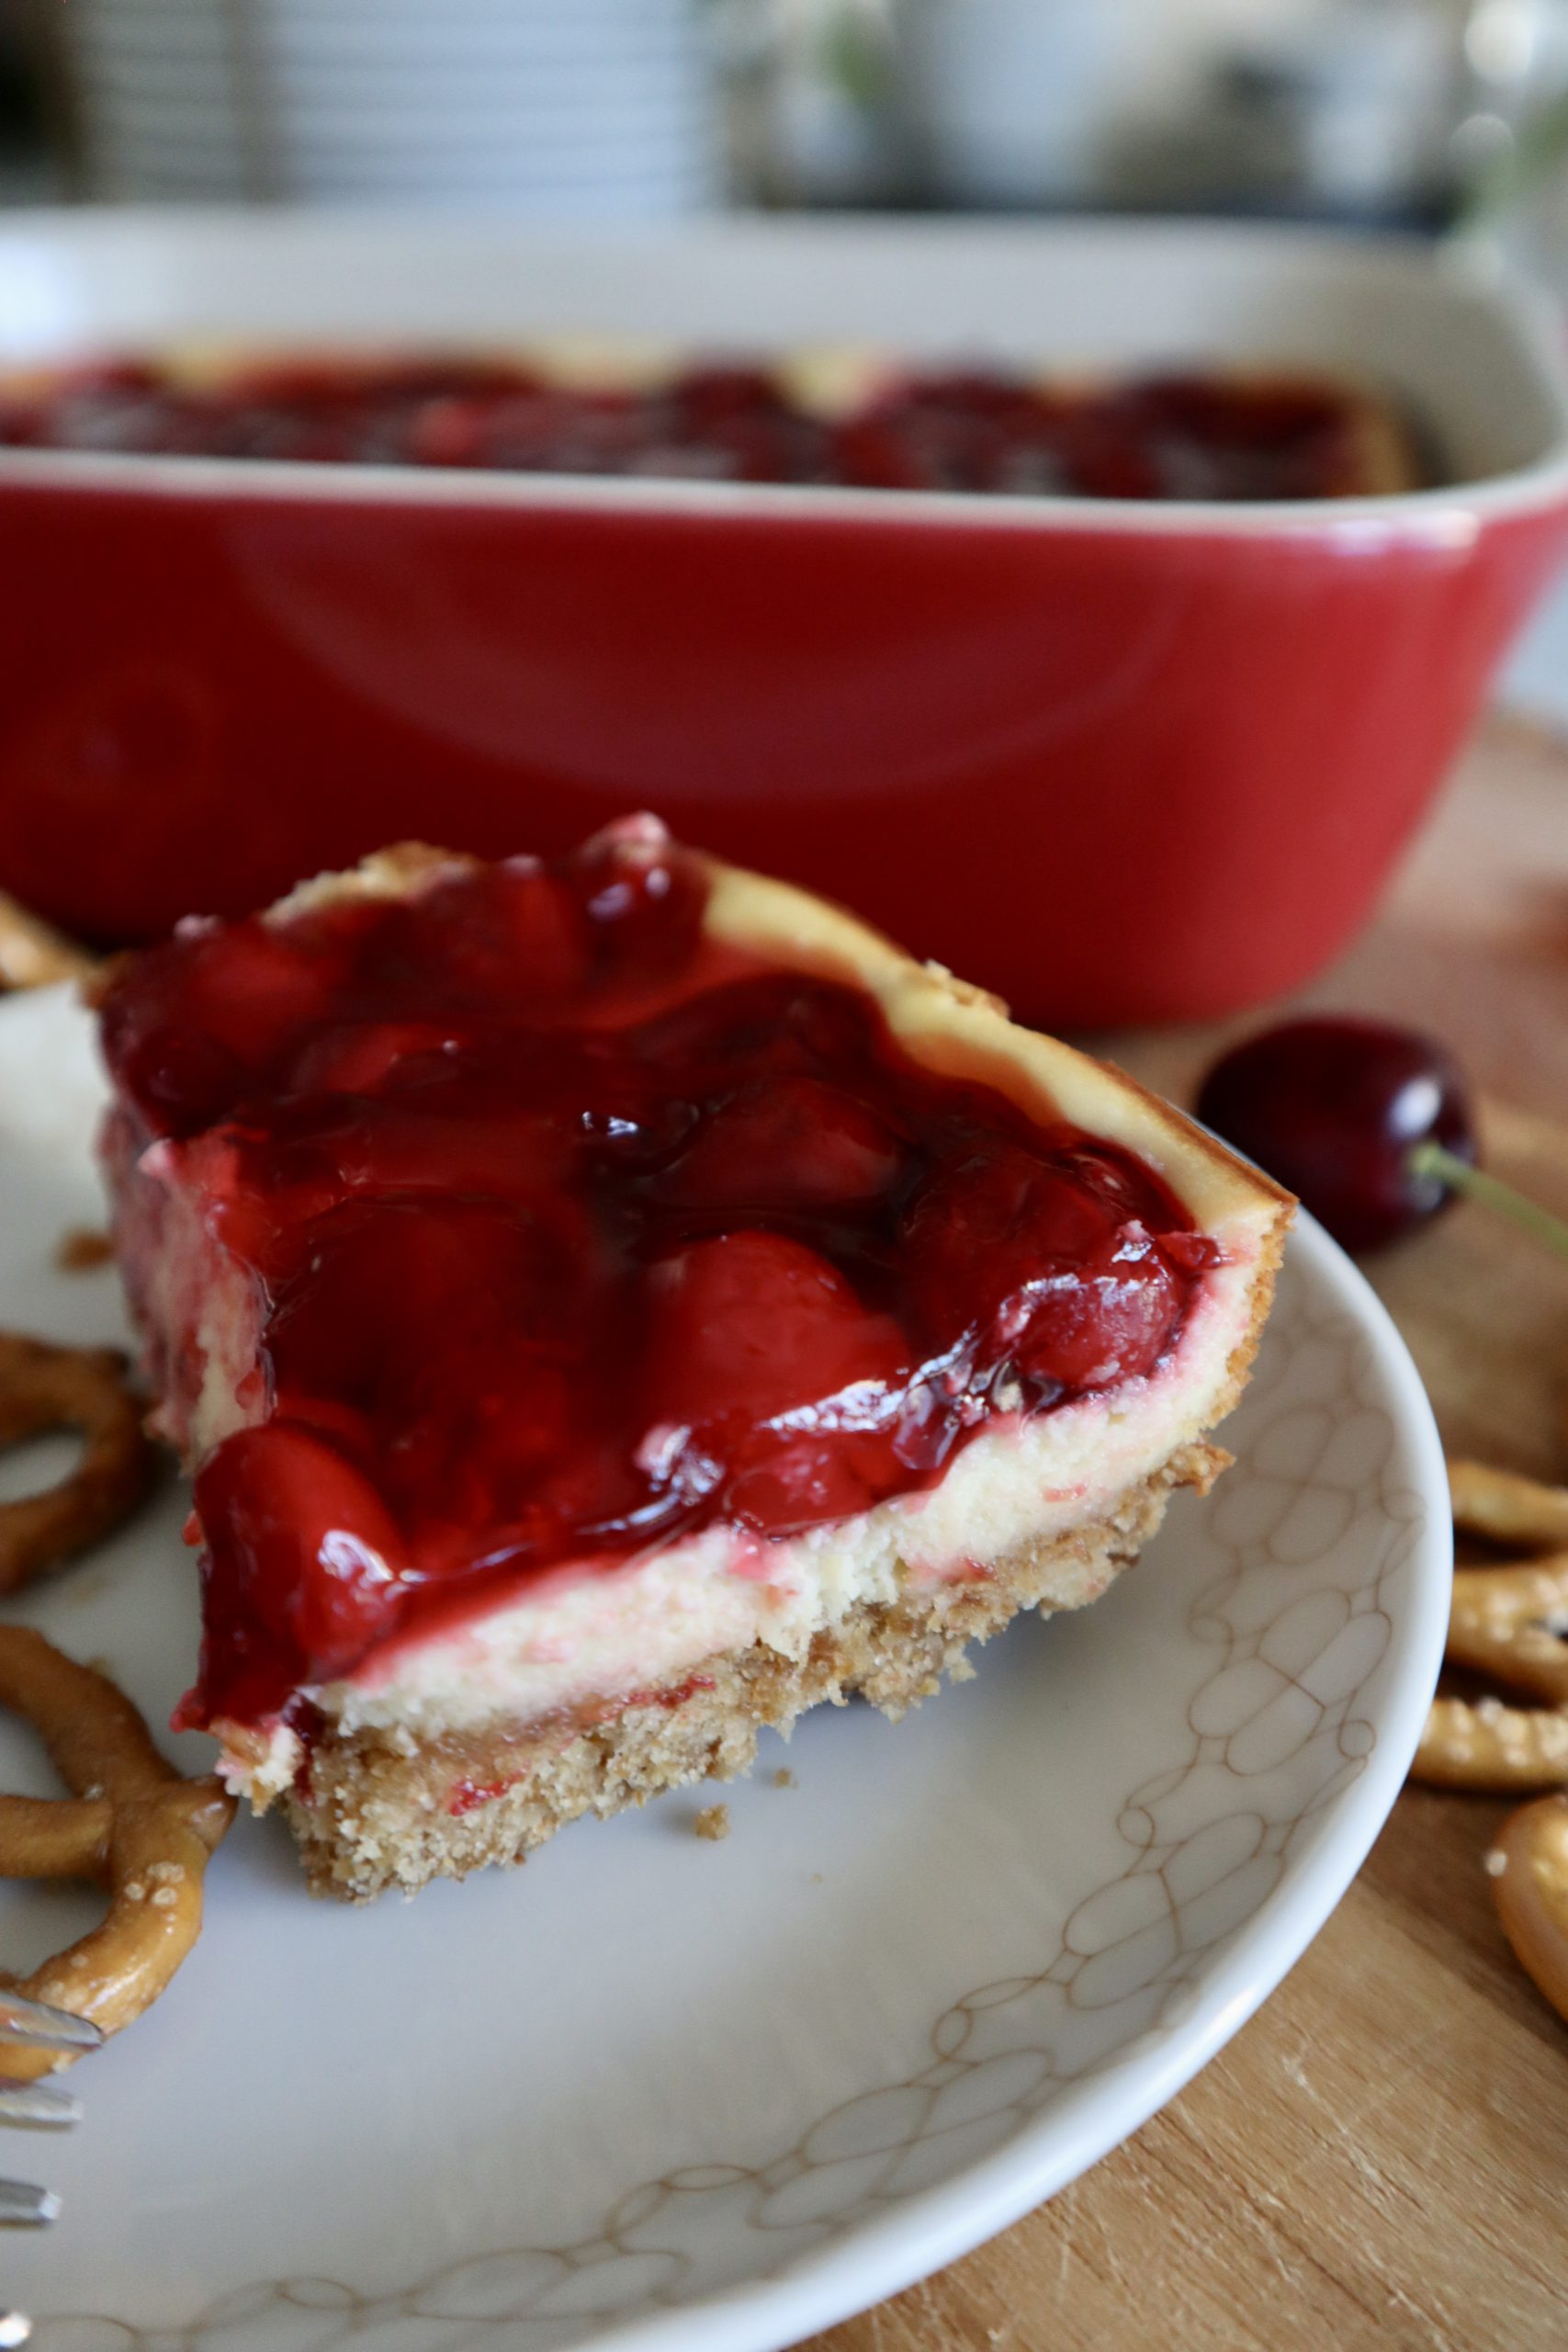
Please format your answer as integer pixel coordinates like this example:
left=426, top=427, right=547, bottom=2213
left=0, top=2078, right=80, bottom=2127
left=0, top=2177, right=58, bottom=2225
left=0, top=1999, right=85, bottom=2256
left=0, top=1994, right=100, bottom=2053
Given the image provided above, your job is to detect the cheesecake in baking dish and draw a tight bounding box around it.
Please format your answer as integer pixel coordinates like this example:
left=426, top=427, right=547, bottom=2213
left=96, top=820, right=1292, bottom=1898
left=2, top=346, right=1422, bottom=501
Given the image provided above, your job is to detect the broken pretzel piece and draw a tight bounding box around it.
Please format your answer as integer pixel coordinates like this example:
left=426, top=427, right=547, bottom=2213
left=0, top=1628, right=234, bottom=2077
left=1446, top=1560, right=1568, bottom=1708
left=1415, top=1464, right=1568, bottom=2028
left=1489, top=1795, right=1568, bottom=2028
left=0, top=1330, right=153, bottom=1594
left=1416, top=1694, right=1568, bottom=1791
left=1449, top=1458, right=1568, bottom=1552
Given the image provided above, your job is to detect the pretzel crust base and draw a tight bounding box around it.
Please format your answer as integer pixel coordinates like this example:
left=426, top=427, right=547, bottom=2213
left=0, top=1627, right=234, bottom=2075
left=276, top=1441, right=1222, bottom=1901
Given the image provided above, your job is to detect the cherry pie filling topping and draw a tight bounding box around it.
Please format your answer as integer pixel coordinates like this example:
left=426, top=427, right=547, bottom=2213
left=4, top=356, right=1393, bottom=501
left=100, top=834, right=1221, bottom=1729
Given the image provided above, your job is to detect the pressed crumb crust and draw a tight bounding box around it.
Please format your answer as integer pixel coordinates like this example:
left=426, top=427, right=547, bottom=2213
left=276, top=1440, right=1225, bottom=1900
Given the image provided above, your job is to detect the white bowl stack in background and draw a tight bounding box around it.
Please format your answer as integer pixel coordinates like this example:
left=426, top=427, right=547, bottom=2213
left=63, top=0, right=722, bottom=213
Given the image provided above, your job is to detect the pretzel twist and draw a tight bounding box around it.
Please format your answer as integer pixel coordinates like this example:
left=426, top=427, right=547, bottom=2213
left=1412, top=1464, right=1568, bottom=2026
left=0, top=1629, right=234, bottom=2076
left=1450, top=1458, right=1568, bottom=1549
left=1416, top=1695, right=1568, bottom=1790
left=1412, top=1464, right=1568, bottom=1794
left=0, top=891, right=97, bottom=992
left=1447, top=1560, right=1568, bottom=1707
left=0, top=1331, right=153, bottom=1594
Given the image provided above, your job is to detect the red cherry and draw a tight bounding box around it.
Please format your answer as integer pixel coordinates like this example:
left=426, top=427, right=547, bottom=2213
left=377, top=862, right=588, bottom=1003
left=673, top=365, right=784, bottom=428
left=287, top=1098, right=576, bottom=1205
left=642, top=1231, right=907, bottom=1434
left=829, top=414, right=937, bottom=491
left=192, top=1421, right=407, bottom=1686
left=904, top=1142, right=1188, bottom=1382
left=265, top=1199, right=589, bottom=1535
left=404, top=394, right=493, bottom=468
left=901, top=1141, right=1116, bottom=1349
left=473, top=388, right=574, bottom=468
left=638, top=1232, right=912, bottom=1534
left=653, top=1078, right=904, bottom=1211
left=570, top=821, right=705, bottom=982
left=721, top=1430, right=906, bottom=1533
left=1008, top=1227, right=1181, bottom=1390
left=703, top=413, right=824, bottom=484
left=289, top=1020, right=464, bottom=1095
left=1195, top=1017, right=1476, bottom=1252
left=98, top=915, right=337, bottom=1134
left=267, top=1198, right=537, bottom=1394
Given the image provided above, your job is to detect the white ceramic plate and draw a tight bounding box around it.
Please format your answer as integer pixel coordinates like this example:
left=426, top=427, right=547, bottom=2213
left=0, top=986, right=1449, bottom=2352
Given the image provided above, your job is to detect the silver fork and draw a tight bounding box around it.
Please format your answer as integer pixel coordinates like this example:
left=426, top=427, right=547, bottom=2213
left=0, top=1992, right=101, bottom=2346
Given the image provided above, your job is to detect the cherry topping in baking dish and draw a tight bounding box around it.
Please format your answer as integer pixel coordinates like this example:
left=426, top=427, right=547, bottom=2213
left=1, top=354, right=1401, bottom=502
left=100, top=829, right=1221, bottom=1724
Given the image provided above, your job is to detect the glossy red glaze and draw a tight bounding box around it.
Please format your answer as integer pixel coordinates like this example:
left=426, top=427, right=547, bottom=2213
left=99, top=827, right=1214, bottom=1726
left=4, top=469, right=1565, bottom=1025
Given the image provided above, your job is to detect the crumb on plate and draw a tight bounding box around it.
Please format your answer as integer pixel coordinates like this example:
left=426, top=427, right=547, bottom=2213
left=55, top=1226, right=114, bottom=1272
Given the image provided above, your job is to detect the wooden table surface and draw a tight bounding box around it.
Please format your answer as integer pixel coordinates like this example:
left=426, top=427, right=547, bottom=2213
left=807, top=713, right=1568, bottom=2352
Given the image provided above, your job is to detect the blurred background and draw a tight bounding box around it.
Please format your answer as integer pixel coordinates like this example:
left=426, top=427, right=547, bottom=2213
left=2, top=0, right=1566, bottom=884
left=0, top=0, right=1566, bottom=288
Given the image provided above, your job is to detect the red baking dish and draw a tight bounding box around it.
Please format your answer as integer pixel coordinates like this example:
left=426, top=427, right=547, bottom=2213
left=2, top=209, right=1565, bottom=1025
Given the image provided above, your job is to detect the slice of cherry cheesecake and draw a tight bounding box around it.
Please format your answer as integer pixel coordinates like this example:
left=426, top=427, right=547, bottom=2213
left=97, top=820, right=1292, bottom=1899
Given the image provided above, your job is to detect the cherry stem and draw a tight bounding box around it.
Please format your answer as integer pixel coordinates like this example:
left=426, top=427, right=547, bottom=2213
left=1407, top=1140, right=1568, bottom=1269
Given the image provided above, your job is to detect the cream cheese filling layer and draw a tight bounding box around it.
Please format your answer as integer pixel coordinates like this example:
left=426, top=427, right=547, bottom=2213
left=222, top=1248, right=1258, bottom=1804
